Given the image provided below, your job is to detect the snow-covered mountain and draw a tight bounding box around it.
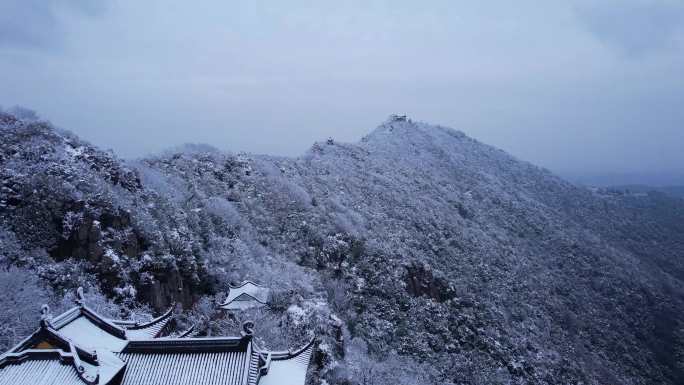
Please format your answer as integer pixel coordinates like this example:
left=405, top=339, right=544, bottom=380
left=1, top=112, right=683, bottom=384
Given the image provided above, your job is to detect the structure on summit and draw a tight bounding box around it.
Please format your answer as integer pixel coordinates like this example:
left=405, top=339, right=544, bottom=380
left=219, top=281, right=270, bottom=311
left=0, top=288, right=314, bottom=385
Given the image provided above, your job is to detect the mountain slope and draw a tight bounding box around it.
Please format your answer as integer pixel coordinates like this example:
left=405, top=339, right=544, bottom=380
left=248, top=118, right=684, bottom=384
left=1, top=112, right=683, bottom=384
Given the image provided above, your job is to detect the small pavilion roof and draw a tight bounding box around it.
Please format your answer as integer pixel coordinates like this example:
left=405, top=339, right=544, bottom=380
left=219, top=281, right=270, bottom=311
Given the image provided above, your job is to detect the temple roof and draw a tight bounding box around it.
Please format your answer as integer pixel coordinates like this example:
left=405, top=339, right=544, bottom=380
left=111, top=306, right=175, bottom=340
left=0, top=335, right=126, bottom=385
left=219, top=281, right=270, bottom=311
left=113, top=332, right=314, bottom=385
left=0, top=349, right=99, bottom=385
left=9, top=322, right=96, bottom=358
left=51, top=307, right=129, bottom=352
left=256, top=340, right=314, bottom=385
left=2, top=324, right=314, bottom=385
left=42, top=288, right=174, bottom=352
left=117, top=336, right=256, bottom=385
left=0, top=288, right=314, bottom=385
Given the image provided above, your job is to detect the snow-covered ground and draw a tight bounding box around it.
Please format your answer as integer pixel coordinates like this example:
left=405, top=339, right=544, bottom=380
left=1, top=111, right=684, bottom=384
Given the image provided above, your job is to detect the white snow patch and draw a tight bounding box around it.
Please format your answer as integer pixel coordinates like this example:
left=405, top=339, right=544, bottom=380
left=286, top=304, right=307, bottom=326
left=104, top=248, right=120, bottom=262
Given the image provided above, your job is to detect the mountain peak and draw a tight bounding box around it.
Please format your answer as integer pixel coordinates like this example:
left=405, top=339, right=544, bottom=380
left=363, top=115, right=466, bottom=147
left=3, top=109, right=684, bottom=385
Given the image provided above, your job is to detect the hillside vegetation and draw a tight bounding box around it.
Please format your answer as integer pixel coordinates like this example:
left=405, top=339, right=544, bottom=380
left=1, top=111, right=683, bottom=384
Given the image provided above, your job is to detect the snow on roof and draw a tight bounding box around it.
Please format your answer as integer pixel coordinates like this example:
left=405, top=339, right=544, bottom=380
left=117, top=336, right=258, bottom=385
left=51, top=306, right=127, bottom=339
left=0, top=350, right=93, bottom=385
left=219, top=281, right=270, bottom=310
left=115, top=306, right=174, bottom=340
left=1, top=331, right=314, bottom=385
left=8, top=323, right=96, bottom=359
left=176, top=324, right=197, bottom=338
left=90, top=350, right=127, bottom=385
left=57, top=315, right=129, bottom=352
left=114, top=333, right=314, bottom=385
left=0, top=288, right=315, bottom=385
left=257, top=340, right=314, bottom=385
left=3, top=317, right=127, bottom=385
left=46, top=288, right=174, bottom=351
left=0, top=345, right=125, bottom=385
left=118, top=349, right=253, bottom=385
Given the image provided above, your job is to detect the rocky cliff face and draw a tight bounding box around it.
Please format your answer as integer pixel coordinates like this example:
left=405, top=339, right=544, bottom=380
left=1, top=112, right=683, bottom=384
left=0, top=113, right=210, bottom=309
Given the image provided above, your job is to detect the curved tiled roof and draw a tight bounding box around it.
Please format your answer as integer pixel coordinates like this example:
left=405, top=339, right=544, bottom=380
left=45, top=288, right=175, bottom=351
left=0, top=343, right=125, bottom=385
left=52, top=306, right=127, bottom=339
left=0, top=288, right=315, bottom=385
left=176, top=324, right=197, bottom=338
left=256, top=339, right=314, bottom=385
left=55, top=312, right=129, bottom=352
left=219, top=281, right=269, bottom=310
left=0, top=350, right=95, bottom=385
left=114, top=335, right=315, bottom=385
left=116, top=306, right=174, bottom=340
left=8, top=322, right=98, bottom=361
left=2, top=328, right=315, bottom=385
left=117, top=336, right=258, bottom=385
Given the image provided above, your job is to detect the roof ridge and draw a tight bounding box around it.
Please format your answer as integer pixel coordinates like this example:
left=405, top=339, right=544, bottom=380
left=228, top=280, right=265, bottom=289
left=80, top=306, right=127, bottom=339
left=8, top=323, right=99, bottom=363
left=49, top=306, right=81, bottom=328
left=233, top=292, right=267, bottom=303
left=176, top=324, right=196, bottom=338
left=258, top=337, right=316, bottom=360
left=122, top=335, right=249, bottom=351
left=54, top=288, right=175, bottom=340
left=1, top=344, right=100, bottom=385
left=118, top=305, right=174, bottom=331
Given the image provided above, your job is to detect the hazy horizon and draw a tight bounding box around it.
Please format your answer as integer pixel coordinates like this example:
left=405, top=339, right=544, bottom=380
left=1, top=1, right=683, bottom=184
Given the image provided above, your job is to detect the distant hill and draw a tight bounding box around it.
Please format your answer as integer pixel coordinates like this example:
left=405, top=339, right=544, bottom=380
left=1, top=112, right=683, bottom=384
left=567, top=171, right=684, bottom=188
left=606, top=184, right=684, bottom=199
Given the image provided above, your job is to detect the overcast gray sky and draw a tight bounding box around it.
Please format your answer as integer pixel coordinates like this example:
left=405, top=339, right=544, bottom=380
left=1, top=0, right=683, bottom=184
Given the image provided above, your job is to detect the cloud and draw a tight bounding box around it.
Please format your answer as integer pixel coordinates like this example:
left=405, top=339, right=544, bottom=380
left=575, top=0, right=684, bottom=57
left=0, top=0, right=105, bottom=49
left=1, top=1, right=682, bottom=182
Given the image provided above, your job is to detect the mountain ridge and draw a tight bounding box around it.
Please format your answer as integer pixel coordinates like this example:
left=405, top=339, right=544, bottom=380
left=1, top=111, right=683, bottom=384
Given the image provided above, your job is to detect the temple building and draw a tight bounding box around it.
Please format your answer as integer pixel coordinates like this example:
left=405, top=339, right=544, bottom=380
left=0, top=288, right=314, bottom=385
left=219, top=281, right=270, bottom=311
left=39, top=287, right=175, bottom=352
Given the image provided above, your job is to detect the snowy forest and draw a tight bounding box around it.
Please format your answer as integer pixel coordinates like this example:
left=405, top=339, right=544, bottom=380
left=1, top=108, right=684, bottom=385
